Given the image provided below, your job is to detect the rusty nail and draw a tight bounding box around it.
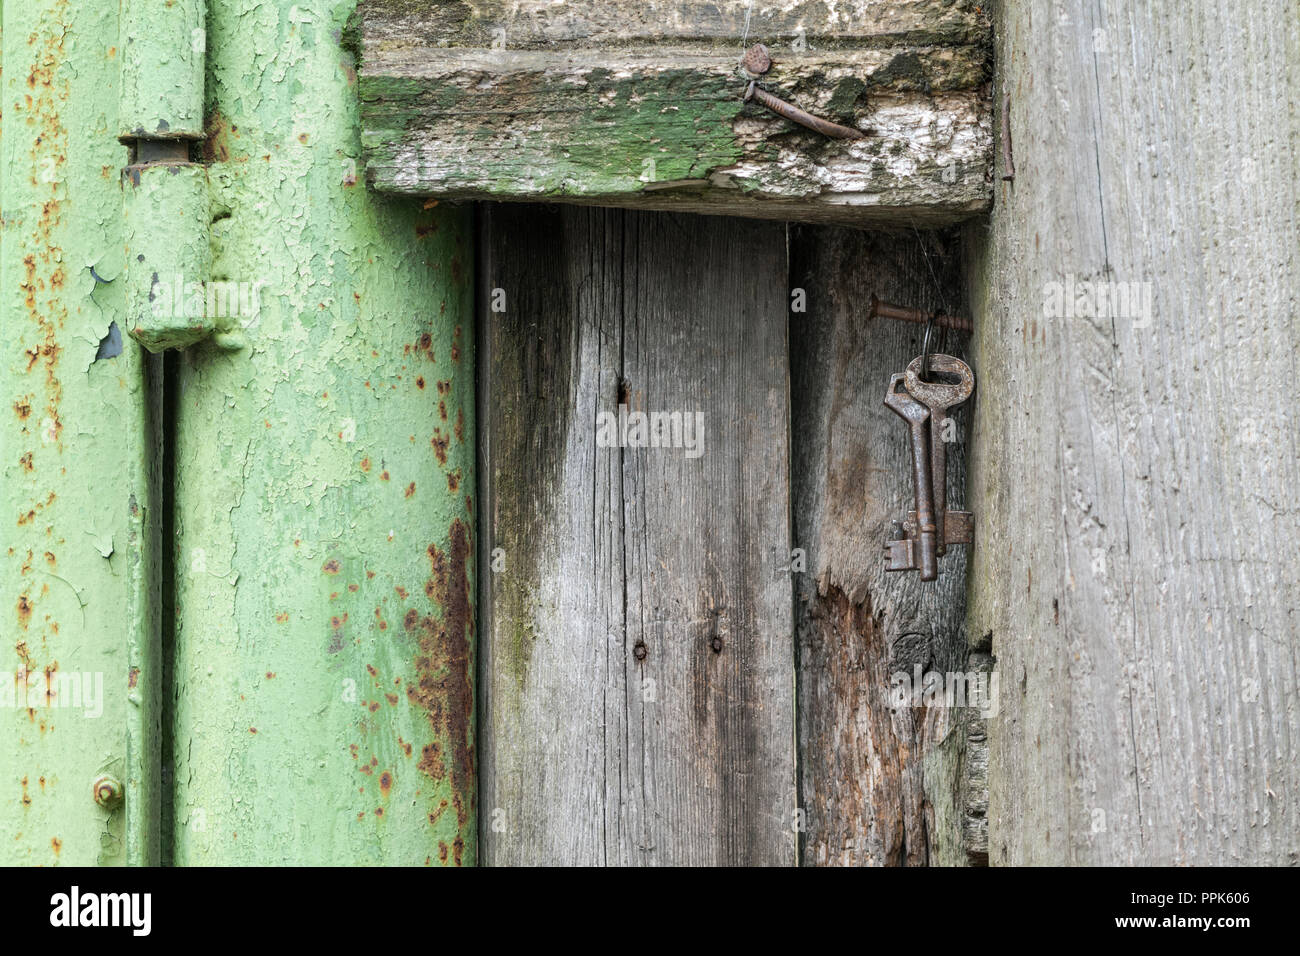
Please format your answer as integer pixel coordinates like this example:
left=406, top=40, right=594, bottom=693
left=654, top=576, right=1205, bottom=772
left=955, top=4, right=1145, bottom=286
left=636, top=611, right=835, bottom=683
left=710, top=635, right=724, bottom=654
left=742, top=42, right=772, bottom=76
left=92, top=775, right=124, bottom=810
left=743, top=82, right=864, bottom=140
left=869, top=295, right=972, bottom=333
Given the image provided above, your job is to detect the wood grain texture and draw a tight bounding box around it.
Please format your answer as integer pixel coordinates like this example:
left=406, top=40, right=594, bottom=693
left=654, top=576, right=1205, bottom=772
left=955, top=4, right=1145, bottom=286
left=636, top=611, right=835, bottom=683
left=357, top=0, right=992, bottom=225
left=478, top=205, right=797, bottom=865
left=789, top=225, right=985, bottom=865
left=967, top=0, right=1300, bottom=864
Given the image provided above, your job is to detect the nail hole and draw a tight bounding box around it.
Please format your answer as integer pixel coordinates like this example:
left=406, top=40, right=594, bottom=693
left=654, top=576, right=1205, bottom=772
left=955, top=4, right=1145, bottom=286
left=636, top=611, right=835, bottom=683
left=633, top=641, right=647, bottom=661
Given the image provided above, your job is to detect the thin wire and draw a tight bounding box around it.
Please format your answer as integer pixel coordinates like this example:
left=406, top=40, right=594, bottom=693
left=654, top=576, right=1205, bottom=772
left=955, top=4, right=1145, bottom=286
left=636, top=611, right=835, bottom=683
left=740, top=1, right=754, bottom=48
left=909, top=219, right=952, bottom=372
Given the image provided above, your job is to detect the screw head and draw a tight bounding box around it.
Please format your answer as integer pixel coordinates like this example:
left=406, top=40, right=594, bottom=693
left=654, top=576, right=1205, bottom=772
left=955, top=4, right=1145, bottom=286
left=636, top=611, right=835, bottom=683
left=92, top=775, right=124, bottom=810
left=742, top=43, right=772, bottom=76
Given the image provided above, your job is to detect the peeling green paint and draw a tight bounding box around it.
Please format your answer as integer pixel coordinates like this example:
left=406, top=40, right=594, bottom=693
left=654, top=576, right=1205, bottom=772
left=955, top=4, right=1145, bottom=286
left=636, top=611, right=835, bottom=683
left=1, top=0, right=163, bottom=866
left=122, top=163, right=214, bottom=352
left=118, top=0, right=206, bottom=139
left=3, top=0, right=474, bottom=867
left=168, top=0, right=476, bottom=865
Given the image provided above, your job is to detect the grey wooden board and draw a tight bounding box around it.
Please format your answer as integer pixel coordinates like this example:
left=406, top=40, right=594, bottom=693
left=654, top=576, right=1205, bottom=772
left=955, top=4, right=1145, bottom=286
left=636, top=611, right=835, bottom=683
left=477, top=204, right=797, bottom=865
left=967, top=0, right=1300, bottom=864
left=789, top=224, right=983, bottom=865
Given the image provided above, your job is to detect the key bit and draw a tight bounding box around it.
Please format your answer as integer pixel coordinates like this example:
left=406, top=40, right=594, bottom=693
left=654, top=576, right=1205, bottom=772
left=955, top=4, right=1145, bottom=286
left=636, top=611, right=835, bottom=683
left=883, top=373, right=939, bottom=581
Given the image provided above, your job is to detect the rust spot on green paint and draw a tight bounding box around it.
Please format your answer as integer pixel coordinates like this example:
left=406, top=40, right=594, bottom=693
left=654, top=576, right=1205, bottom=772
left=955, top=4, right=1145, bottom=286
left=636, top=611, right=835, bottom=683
left=379, top=771, right=393, bottom=797
left=431, top=431, right=449, bottom=465
left=17, top=595, right=32, bottom=629
left=404, top=518, right=475, bottom=829
left=322, top=558, right=341, bottom=574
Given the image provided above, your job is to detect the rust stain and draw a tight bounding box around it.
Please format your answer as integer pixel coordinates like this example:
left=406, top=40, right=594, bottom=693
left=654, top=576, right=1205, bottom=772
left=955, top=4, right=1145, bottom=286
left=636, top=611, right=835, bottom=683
left=447, top=471, right=460, bottom=493
left=322, top=558, right=341, bottom=575
left=51, top=837, right=61, bottom=856
left=17, top=595, right=33, bottom=629
left=405, top=519, right=475, bottom=830
left=405, top=482, right=416, bottom=498
left=202, top=111, right=234, bottom=164
left=431, top=431, right=449, bottom=465
left=379, top=771, right=393, bottom=798
left=454, top=408, right=465, bottom=443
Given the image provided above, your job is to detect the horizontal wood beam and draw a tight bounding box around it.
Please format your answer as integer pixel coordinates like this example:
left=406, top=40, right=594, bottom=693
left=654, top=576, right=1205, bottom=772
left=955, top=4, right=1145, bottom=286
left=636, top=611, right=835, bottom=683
left=356, top=1, right=993, bottom=225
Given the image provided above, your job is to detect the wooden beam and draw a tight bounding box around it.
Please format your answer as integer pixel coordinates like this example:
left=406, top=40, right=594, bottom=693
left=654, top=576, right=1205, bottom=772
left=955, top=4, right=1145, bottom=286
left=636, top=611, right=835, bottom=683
left=969, top=0, right=1300, bottom=864
left=357, top=0, right=992, bottom=225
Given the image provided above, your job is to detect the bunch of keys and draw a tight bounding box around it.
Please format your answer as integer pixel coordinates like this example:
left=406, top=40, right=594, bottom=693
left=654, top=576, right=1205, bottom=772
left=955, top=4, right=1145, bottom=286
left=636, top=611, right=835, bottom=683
left=883, top=351, right=974, bottom=581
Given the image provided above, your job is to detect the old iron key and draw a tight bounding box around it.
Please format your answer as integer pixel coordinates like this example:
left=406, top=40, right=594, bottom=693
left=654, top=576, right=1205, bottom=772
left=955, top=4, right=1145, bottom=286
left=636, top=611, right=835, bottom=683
left=883, top=373, right=940, bottom=581
left=904, top=354, right=974, bottom=556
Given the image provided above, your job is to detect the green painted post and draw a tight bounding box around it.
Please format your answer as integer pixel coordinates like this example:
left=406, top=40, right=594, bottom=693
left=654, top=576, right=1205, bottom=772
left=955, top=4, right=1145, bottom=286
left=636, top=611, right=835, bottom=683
left=1, top=1, right=163, bottom=865
left=167, top=0, right=476, bottom=864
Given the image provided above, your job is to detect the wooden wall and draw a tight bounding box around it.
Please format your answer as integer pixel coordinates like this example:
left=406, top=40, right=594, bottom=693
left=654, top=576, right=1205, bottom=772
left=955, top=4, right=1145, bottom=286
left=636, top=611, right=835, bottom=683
left=967, top=0, right=1300, bottom=864
left=476, top=205, right=986, bottom=865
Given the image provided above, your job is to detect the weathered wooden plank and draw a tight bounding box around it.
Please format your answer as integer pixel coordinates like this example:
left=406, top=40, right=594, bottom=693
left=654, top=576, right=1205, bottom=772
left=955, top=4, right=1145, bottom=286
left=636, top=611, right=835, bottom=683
left=479, top=204, right=797, bottom=865
left=358, top=0, right=992, bottom=225
left=789, top=225, right=984, bottom=865
left=968, top=0, right=1300, bottom=864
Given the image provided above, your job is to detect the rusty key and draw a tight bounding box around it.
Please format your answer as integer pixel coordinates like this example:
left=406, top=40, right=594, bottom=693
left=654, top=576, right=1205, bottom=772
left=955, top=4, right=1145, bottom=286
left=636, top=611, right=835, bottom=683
left=905, top=354, right=973, bottom=556
left=884, top=373, right=939, bottom=581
